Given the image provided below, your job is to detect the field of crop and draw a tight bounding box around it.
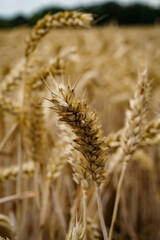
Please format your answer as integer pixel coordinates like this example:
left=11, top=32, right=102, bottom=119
left=0, top=11, right=160, bottom=240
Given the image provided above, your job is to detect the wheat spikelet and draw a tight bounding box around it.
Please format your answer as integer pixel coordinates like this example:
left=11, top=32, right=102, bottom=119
left=70, top=154, right=90, bottom=187
left=25, top=92, right=45, bottom=163
left=141, top=117, right=160, bottom=145
left=28, top=57, right=63, bottom=91
left=87, top=218, right=102, bottom=240
left=25, top=11, right=93, bottom=57
left=105, top=129, right=122, bottom=149
left=66, top=223, right=84, bottom=240
left=28, top=65, right=49, bottom=90
left=46, top=123, right=74, bottom=181
left=0, top=97, right=20, bottom=116
left=106, top=117, right=160, bottom=150
left=133, top=149, right=154, bottom=172
left=142, top=134, right=160, bottom=146
left=0, top=214, right=16, bottom=240
left=0, top=157, right=82, bottom=182
left=47, top=47, right=77, bottom=77
left=49, top=85, right=107, bottom=186
left=0, top=53, right=38, bottom=98
left=59, top=123, right=90, bottom=186
left=143, top=118, right=160, bottom=137
left=0, top=59, right=25, bottom=95
left=0, top=161, right=35, bottom=182
left=48, top=55, right=66, bottom=78
left=29, top=47, right=77, bottom=90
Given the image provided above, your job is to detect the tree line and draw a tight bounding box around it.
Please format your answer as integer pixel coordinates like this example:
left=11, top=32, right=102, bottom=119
left=0, top=2, right=160, bottom=28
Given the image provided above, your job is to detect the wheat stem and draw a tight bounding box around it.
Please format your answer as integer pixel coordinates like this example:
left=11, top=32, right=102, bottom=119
left=16, top=131, right=23, bottom=239
left=0, top=123, right=17, bottom=152
left=109, top=161, right=127, bottom=240
left=96, top=184, right=108, bottom=240
left=52, top=185, right=67, bottom=235
left=82, top=189, right=87, bottom=239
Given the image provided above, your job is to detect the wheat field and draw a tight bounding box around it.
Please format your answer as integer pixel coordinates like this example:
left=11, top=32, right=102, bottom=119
left=0, top=11, right=160, bottom=240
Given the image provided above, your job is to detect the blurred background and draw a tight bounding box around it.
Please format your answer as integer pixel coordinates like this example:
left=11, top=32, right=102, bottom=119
left=0, top=1, right=160, bottom=240
left=0, top=0, right=160, bottom=28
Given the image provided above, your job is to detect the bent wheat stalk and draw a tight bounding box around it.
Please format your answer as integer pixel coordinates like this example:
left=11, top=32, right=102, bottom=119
left=25, top=11, right=93, bottom=58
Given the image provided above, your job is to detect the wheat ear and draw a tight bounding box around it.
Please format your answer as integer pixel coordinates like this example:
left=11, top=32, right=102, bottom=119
left=0, top=58, right=25, bottom=95
left=25, top=11, right=93, bottom=57
left=0, top=161, right=35, bottom=182
left=70, top=154, right=89, bottom=238
left=106, top=117, right=160, bottom=150
left=25, top=92, right=45, bottom=164
left=48, top=85, right=108, bottom=240
left=49, top=86, right=107, bottom=184
left=109, top=69, right=150, bottom=240
left=0, top=97, right=20, bottom=117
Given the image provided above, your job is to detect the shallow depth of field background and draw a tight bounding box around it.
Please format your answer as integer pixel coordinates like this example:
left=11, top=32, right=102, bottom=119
left=0, top=1, right=160, bottom=240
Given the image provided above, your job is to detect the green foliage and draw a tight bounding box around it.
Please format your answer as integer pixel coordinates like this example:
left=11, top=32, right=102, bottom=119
left=0, top=15, right=27, bottom=28
left=0, top=1, right=160, bottom=28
